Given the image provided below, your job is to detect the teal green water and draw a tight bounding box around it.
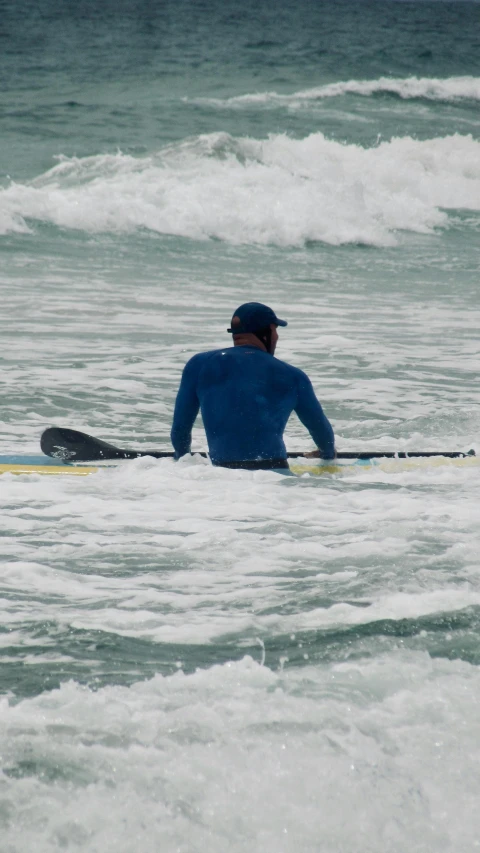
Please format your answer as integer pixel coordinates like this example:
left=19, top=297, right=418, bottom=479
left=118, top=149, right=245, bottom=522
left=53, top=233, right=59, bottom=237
left=1, top=1, right=480, bottom=850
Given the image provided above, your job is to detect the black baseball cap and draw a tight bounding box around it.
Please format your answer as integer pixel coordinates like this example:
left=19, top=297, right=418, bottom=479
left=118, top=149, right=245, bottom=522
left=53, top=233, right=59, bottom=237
left=227, top=302, right=288, bottom=334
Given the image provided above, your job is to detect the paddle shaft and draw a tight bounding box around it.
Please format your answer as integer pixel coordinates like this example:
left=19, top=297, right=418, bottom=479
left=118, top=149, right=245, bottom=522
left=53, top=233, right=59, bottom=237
left=40, top=428, right=475, bottom=463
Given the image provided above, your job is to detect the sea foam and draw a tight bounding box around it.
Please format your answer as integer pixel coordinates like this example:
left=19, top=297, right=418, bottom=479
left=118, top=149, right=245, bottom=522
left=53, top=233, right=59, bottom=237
left=0, top=131, right=479, bottom=247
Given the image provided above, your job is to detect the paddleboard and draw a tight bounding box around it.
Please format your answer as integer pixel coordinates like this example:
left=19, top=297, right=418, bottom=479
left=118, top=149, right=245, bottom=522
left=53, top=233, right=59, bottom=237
left=0, top=454, right=478, bottom=477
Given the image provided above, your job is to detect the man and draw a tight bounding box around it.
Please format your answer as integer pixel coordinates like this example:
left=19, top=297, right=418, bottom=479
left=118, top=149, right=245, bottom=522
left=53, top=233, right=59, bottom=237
left=171, top=302, right=335, bottom=469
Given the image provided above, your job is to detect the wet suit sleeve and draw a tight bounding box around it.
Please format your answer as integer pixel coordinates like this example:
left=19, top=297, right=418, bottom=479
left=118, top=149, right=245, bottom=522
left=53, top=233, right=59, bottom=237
left=171, top=355, right=202, bottom=458
left=294, top=371, right=336, bottom=459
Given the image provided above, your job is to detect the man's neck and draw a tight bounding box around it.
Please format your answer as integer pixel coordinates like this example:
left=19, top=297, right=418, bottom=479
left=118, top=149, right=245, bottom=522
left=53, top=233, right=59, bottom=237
left=232, top=334, right=267, bottom=352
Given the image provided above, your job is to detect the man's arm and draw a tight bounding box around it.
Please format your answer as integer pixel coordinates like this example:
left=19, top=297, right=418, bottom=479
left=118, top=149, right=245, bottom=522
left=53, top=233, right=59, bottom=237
left=171, top=356, right=202, bottom=458
left=294, top=371, right=336, bottom=459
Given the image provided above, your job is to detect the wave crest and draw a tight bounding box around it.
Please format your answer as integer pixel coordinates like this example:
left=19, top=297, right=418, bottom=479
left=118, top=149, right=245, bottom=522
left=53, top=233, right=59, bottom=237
left=190, top=76, right=480, bottom=110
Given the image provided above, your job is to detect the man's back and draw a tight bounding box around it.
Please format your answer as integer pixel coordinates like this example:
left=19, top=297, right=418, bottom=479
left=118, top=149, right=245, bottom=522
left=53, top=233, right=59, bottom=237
left=171, top=345, right=335, bottom=464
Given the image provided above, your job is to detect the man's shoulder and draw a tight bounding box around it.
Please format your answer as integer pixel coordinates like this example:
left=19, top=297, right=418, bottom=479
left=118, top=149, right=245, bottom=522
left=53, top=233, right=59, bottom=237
left=184, top=348, right=225, bottom=364
left=182, top=348, right=229, bottom=373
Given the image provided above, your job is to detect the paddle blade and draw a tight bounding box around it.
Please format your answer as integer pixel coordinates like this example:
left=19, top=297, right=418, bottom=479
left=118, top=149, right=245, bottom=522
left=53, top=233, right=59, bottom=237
left=41, top=427, right=140, bottom=461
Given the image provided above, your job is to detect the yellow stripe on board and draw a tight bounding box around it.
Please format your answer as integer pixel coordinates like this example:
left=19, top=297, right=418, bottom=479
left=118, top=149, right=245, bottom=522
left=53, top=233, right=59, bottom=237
left=290, top=462, right=348, bottom=475
left=0, top=464, right=99, bottom=476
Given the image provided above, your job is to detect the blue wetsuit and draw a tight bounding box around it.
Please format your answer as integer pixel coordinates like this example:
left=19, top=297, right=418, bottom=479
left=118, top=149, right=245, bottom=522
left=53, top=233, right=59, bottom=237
left=171, top=346, right=335, bottom=465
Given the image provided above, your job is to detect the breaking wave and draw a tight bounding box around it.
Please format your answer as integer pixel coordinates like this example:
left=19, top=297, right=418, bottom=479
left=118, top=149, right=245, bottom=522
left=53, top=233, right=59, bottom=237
left=1, top=131, right=479, bottom=247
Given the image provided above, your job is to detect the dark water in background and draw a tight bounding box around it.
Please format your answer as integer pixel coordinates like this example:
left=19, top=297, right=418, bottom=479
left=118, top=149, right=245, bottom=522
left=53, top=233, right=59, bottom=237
left=1, top=1, right=480, bottom=850
left=2, top=0, right=480, bottom=178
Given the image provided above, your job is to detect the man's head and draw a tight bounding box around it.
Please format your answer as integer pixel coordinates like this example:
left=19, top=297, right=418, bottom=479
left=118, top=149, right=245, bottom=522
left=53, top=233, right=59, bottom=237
left=228, top=302, right=287, bottom=355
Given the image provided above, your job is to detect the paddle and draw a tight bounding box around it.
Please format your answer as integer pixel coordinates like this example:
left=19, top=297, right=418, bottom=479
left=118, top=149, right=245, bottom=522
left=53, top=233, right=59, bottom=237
left=40, top=427, right=475, bottom=463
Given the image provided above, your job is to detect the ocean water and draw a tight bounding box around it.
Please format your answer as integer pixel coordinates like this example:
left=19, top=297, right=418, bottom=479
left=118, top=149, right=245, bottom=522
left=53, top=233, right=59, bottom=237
left=1, top=0, right=480, bottom=850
